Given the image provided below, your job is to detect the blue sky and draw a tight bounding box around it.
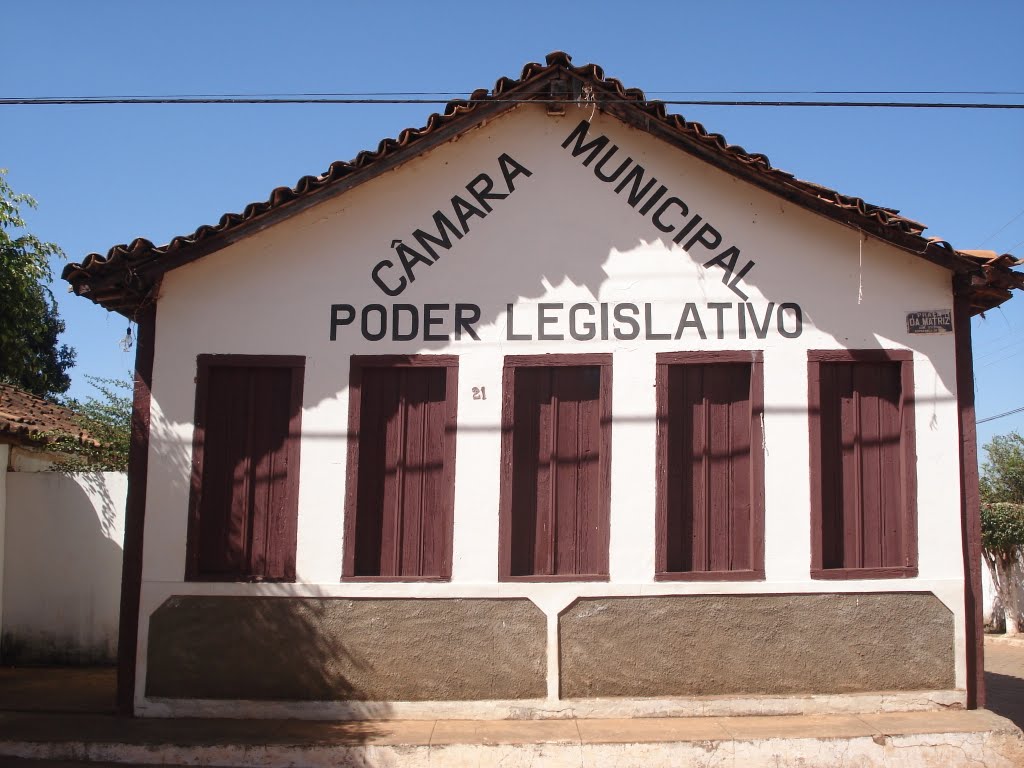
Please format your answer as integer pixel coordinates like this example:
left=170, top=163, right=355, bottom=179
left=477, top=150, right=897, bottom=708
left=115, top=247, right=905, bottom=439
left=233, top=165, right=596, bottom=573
left=4, top=1, right=1022, bottom=456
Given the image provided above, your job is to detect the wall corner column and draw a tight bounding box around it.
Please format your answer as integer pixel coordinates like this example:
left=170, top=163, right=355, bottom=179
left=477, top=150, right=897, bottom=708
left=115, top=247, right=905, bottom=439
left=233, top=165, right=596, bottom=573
left=953, top=274, right=984, bottom=709
left=117, top=302, right=157, bottom=716
left=0, top=443, right=9, bottom=655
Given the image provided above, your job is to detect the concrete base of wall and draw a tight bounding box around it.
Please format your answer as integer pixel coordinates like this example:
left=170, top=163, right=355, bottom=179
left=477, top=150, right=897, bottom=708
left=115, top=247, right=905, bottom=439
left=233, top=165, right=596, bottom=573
left=137, top=688, right=967, bottom=721
left=2, top=710, right=1022, bottom=768
left=146, top=596, right=547, bottom=702
left=144, top=591, right=956, bottom=709
left=560, top=593, right=955, bottom=697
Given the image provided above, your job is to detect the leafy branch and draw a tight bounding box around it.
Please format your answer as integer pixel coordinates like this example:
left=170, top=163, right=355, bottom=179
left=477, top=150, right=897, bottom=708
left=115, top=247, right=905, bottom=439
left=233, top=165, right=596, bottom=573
left=46, top=376, right=132, bottom=472
left=0, top=168, right=75, bottom=397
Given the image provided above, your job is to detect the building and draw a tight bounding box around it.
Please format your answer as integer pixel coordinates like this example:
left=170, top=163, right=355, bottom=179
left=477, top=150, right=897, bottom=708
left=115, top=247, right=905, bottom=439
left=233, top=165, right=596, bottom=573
left=63, top=52, right=1024, bottom=719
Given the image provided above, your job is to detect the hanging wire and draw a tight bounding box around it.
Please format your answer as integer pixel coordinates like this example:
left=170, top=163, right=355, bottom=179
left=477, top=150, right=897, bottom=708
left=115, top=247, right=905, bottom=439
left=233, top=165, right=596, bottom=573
left=978, top=405, right=1024, bottom=425
left=1, top=95, right=1022, bottom=109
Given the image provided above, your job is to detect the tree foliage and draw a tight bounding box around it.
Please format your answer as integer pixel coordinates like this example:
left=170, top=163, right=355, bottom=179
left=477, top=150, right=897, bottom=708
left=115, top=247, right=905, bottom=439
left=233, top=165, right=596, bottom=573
left=981, top=502, right=1024, bottom=561
left=49, top=377, right=132, bottom=472
left=979, top=431, right=1024, bottom=633
left=980, top=431, right=1024, bottom=558
left=0, top=168, right=75, bottom=398
left=980, top=431, right=1024, bottom=506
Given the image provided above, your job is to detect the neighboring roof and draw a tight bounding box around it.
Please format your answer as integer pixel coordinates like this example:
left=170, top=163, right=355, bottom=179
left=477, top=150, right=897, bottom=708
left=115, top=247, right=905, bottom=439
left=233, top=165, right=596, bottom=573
left=0, top=383, right=94, bottom=448
left=62, top=51, right=1023, bottom=317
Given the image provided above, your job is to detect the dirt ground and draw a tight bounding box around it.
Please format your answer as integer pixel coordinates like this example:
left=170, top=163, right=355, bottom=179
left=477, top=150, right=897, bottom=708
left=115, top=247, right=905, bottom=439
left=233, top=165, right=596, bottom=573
left=984, top=635, right=1024, bottom=729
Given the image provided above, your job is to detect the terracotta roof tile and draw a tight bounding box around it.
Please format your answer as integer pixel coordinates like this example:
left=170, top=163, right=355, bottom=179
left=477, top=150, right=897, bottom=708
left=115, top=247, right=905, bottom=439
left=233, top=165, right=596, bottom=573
left=62, top=51, right=1022, bottom=316
left=0, top=383, right=94, bottom=447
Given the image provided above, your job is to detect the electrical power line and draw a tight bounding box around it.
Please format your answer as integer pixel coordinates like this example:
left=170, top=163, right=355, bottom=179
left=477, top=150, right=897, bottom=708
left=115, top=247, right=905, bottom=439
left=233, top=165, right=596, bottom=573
left=1005, top=235, right=1024, bottom=254
left=979, top=207, right=1024, bottom=248
left=980, top=349, right=1024, bottom=369
left=978, top=405, right=1024, bottom=425
left=653, top=90, right=1024, bottom=96
left=975, top=340, right=1023, bottom=362
left=1, top=96, right=1023, bottom=109
left=8, top=89, right=1024, bottom=99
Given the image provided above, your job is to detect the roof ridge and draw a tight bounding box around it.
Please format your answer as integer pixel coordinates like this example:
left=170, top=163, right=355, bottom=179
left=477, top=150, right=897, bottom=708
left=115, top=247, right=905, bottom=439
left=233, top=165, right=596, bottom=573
left=62, top=51, right=1021, bottom=317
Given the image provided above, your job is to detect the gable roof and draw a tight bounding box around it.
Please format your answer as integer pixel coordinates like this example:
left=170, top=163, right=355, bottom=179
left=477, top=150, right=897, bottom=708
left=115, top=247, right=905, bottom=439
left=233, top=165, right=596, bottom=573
left=62, top=51, right=1022, bottom=317
left=0, top=383, right=95, bottom=448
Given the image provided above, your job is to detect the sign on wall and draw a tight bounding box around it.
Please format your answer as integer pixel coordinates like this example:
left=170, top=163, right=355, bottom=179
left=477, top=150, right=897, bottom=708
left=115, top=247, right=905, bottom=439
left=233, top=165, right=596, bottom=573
left=906, top=309, right=953, bottom=335
left=329, top=118, right=806, bottom=343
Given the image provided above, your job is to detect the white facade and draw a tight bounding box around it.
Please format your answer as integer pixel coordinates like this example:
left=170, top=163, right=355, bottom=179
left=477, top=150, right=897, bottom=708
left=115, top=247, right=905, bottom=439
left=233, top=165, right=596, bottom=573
left=133, top=106, right=967, bottom=716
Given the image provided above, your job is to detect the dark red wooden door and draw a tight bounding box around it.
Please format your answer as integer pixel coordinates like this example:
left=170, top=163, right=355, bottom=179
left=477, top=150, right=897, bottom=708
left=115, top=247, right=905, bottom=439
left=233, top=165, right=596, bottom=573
left=195, top=364, right=297, bottom=580
left=819, top=361, right=903, bottom=569
left=509, top=365, right=606, bottom=577
left=352, top=366, right=450, bottom=578
left=663, top=363, right=753, bottom=573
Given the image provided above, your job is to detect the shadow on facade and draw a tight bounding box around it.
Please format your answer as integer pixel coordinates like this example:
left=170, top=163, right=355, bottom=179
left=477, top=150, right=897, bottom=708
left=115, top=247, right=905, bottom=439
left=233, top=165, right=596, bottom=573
left=144, top=424, right=391, bottom=758
left=76, top=471, right=122, bottom=539
left=292, top=191, right=961, bottom=416
left=146, top=590, right=392, bottom=707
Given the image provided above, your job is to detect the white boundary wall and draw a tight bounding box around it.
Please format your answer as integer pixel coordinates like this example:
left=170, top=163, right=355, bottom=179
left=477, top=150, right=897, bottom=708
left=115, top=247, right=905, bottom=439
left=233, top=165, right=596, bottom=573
left=2, top=471, right=126, bottom=664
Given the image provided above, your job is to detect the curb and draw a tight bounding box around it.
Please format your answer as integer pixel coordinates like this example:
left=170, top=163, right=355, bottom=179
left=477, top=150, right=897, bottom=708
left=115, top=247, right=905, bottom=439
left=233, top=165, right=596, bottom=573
left=985, top=634, right=1024, bottom=647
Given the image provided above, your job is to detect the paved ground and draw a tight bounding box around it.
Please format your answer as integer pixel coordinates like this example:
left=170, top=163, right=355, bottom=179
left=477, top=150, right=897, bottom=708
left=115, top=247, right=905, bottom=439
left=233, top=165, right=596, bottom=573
left=985, top=635, right=1024, bottom=729
left=1, top=710, right=1020, bottom=768
left=0, top=667, right=114, bottom=714
left=2, top=637, right=1023, bottom=766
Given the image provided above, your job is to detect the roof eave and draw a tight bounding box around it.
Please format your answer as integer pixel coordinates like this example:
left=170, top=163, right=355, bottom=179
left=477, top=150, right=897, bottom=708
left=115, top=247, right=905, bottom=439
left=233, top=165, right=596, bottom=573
left=576, top=74, right=980, bottom=277
left=63, top=73, right=562, bottom=317
left=62, top=51, right=1016, bottom=317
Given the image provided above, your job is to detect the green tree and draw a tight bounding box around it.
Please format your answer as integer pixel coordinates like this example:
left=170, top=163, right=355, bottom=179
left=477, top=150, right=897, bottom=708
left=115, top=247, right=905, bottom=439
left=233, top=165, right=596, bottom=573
left=49, top=377, right=132, bottom=473
left=981, top=431, right=1024, bottom=506
left=0, top=168, right=75, bottom=398
left=980, top=431, right=1024, bottom=634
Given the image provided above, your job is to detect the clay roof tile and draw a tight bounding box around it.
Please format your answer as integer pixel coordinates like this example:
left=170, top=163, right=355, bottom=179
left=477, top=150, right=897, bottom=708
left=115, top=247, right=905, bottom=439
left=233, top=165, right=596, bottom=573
left=62, top=51, right=1021, bottom=317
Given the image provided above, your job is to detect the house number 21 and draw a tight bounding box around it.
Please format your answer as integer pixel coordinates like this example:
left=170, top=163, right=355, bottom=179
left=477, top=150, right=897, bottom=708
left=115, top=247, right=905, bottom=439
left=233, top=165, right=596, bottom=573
left=472, top=386, right=487, bottom=400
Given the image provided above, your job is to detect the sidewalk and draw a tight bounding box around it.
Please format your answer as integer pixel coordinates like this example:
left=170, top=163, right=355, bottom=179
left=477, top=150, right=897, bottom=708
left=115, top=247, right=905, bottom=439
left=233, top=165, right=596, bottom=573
left=1, top=664, right=1023, bottom=767
left=986, top=632, right=1024, bottom=731
left=2, top=707, right=1023, bottom=767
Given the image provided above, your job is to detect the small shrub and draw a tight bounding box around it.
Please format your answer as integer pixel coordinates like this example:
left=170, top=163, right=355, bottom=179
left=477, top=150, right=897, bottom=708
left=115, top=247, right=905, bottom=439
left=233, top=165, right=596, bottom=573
left=981, top=502, right=1024, bottom=562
